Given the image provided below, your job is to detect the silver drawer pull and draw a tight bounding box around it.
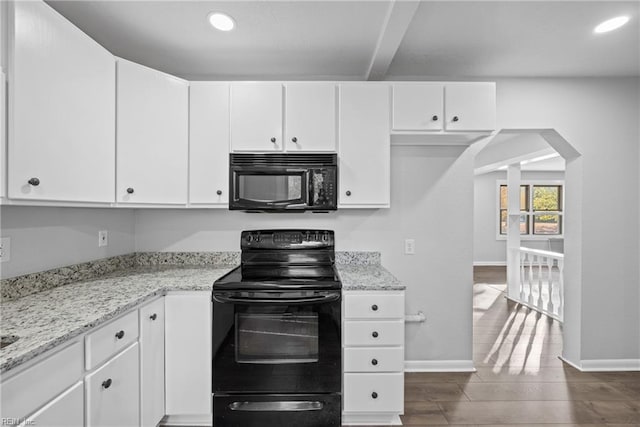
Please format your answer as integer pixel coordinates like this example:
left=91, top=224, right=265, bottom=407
left=228, top=401, right=323, bottom=412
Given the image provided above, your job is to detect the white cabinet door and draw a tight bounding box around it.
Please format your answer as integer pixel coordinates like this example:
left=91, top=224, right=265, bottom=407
left=230, top=83, right=283, bottom=151
left=444, top=82, right=496, bottom=131
left=165, top=293, right=212, bottom=416
left=140, top=298, right=165, bottom=427
left=85, top=343, right=140, bottom=427
left=1, top=68, right=6, bottom=199
left=189, top=82, right=230, bottom=205
left=23, top=382, right=83, bottom=427
left=285, top=83, right=336, bottom=152
left=338, top=84, right=390, bottom=208
left=116, top=58, right=188, bottom=204
left=8, top=1, right=115, bottom=203
left=343, top=373, right=404, bottom=413
left=392, top=83, right=444, bottom=131
left=0, top=341, right=83, bottom=422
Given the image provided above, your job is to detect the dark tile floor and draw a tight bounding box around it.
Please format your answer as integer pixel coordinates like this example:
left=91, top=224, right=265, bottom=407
left=358, top=266, right=640, bottom=426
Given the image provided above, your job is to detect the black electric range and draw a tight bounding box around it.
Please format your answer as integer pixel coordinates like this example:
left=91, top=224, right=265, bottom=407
left=212, top=229, right=342, bottom=427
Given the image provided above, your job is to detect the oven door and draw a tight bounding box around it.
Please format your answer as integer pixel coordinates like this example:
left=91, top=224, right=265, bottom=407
left=230, top=167, right=309, bottom=210
left=212, top=289, right=341, bottom=394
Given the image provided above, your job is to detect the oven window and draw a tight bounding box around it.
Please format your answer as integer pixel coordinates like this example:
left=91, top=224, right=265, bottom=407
left=238, top=174, right=302, bottom=202
left=236, top=312, right=319, bottom=363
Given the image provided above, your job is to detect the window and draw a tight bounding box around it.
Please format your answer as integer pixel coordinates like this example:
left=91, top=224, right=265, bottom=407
left=499, top=183, right=563, bottom=236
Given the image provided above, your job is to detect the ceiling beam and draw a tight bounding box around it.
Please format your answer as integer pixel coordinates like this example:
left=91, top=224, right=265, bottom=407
left=366, top=0, right=420, bottom=81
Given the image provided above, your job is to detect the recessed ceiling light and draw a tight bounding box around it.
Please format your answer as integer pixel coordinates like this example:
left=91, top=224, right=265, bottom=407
left=208, top=12, right=235, bottom=32
left=594, top=16, right=630, bottom=34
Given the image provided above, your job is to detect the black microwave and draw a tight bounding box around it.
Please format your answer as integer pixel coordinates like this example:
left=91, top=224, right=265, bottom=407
left=229, top=153, right=338, bottom=212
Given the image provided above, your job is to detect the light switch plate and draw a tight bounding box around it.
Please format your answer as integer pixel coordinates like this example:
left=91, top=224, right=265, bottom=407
left=98, top=230, right=108, bottom=247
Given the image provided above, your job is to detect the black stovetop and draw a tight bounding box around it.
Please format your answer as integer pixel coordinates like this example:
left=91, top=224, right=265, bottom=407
left=213, top=265, right=342, bottom=290
left=214, top=229, right=341, bottom=291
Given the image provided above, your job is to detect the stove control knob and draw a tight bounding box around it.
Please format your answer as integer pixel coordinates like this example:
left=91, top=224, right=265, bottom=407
left=246, top=234, right=253, bottom=243
left=322, top=233, right=328, bottom=242
left=372, top=331, right=379, bottom=338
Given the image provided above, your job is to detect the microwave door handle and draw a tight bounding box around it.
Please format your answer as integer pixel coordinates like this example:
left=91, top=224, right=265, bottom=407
left=212, top=293, right=340, bottom=305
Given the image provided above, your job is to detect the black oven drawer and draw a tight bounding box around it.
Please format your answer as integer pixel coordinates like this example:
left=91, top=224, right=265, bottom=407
left=214, top=393, right=341, bottom=427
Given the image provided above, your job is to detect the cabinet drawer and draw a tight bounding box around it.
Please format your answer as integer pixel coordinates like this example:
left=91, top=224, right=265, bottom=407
left=344, top=347, right=404, bottom=373
left=85, top=310, right=138, bottom=370
left=344, top=320, right=404, bottom=347
left=85, top=343, right=140, bottom=427
left=23, top=382, right=83, bottom=427
left=0, top=341, right=83, bottom=420
left=344, top=373, right=403, bottom=413
left=344, top=293, right=404, bottom=319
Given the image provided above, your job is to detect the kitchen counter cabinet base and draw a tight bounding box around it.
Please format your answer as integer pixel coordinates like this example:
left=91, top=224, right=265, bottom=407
left=342, top=290, right=405, bottom=426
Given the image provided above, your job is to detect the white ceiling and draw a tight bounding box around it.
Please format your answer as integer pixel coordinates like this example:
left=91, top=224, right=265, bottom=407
left=46, top=0, right=640, bottom=80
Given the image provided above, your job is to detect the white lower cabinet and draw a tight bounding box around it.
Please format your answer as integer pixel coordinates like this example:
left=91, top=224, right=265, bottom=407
left=1, top=299, right=168, bottom=427
left=140, top=298, right=165, bottom=427
left=164, top=292, right=212, bottom=421
left=23, top=382, right=84, bottom=427
left=0, top=341, right=83, bottom=424
left=343, top=290, right=405, bottom=426
left=344, top=373, right=404, bottom=413
left=85, top=343, right=140, bottom=427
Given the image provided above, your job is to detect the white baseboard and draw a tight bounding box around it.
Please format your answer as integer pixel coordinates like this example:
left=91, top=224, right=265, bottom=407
left=580, top=359, right=640, bottom=372
left=161, top=414, right=212, bottom=426
left=473, top=261, right=507, bottom=266
left=559, top=356, right=640, bottom=372
left=342, top=412, right=402, bottom=425
left=405, top=360, right=476, bottom=372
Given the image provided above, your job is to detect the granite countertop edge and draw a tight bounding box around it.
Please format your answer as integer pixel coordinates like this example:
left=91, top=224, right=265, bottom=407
left=1, top=262, right=404, bottom=374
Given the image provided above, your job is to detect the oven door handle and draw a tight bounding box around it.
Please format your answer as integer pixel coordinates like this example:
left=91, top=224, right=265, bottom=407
left=212, top=293, right=340, bottom=305
left=228, top=401, right=323, bottom=412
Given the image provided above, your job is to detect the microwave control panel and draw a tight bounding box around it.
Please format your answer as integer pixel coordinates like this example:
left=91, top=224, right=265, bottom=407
left=310, top=169, right=337, bottom=208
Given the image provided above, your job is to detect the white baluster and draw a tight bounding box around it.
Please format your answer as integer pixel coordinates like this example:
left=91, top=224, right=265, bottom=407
left=557, top=258, right=564, bottom=321
left=520, top=252, right=527, bottom=301
left=536, top=254, right=543, bottom=310
left=547, top=256, right=554, bottom=315
left=528, top=252, right=535, bottom=305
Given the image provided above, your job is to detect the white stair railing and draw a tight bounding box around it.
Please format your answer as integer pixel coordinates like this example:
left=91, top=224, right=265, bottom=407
left=518, top=247, right=564, bottom=322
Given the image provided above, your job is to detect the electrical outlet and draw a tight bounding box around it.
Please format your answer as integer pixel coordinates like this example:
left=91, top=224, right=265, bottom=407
left=0, top=237, right=11, bottom=262
left=98, top=230, right=108, bottom=247
left=404, top=238, right=415, bottom=255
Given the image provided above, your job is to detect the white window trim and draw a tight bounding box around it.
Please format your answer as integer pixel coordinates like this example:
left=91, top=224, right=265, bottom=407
left=495, top=179, right=565, bottom=241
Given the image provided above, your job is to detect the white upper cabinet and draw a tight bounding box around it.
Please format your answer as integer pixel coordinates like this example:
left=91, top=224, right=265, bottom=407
left=284, top=83, right=337, bottom=152
left=392, top=82, right=496, bottom=133
left=339, top=84, right=390, bottom=208
left=8, top=1, right=115, bottom=203
left=444, top=82, right=496, bottom=131
left=392, top=83, right=443, bottom=131
left=116, top=58, right=188, bottom=205
left=189, top=82, right=230, bottom=206
left=230, top=83, right=283, bottom=151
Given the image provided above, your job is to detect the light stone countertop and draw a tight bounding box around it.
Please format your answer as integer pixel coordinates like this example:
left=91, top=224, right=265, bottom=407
left=0, top=262, right=403, bottom=374
left=336, top=263, right=405, bottom=291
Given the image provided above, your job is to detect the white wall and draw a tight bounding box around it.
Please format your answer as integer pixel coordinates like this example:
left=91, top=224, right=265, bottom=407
left=0, top=206, right=135, bottom=278
left=496, top=77, right=640, bottom=364
left=474, top=170, right=565, bottom=265
left=1, top=77, right=637, bottom=366
left=135, top=145, right=475, bottom=363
